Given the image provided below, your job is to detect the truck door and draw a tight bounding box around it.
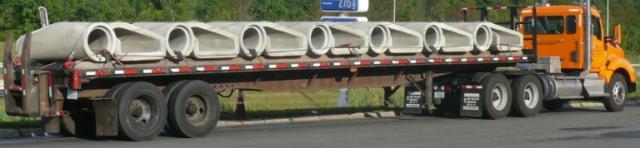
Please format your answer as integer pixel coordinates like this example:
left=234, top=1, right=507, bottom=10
left=526, top=16, right=581, bottom=69
left=589, top=16, right=606, bottom=71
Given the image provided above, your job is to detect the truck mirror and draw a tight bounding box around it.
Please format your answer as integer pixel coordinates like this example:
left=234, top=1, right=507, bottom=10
left=614, top=24, right=622, bottom=45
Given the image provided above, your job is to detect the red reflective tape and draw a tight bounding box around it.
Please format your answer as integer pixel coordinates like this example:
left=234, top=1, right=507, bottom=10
left=430, top=58, right=444, bottom=64
left=151, top=68, right=166, bottom=74
left=72, top=70, right=80, bottom=89
left=465, top=57, right=476, bottom=63
left=204, top=66, right=217, bottom=71
left=397, top=59, right=409, bottom=64
left=124, top=69, right=139, bottom=75
left=378, top=59, right=391, bottom=65
left=512, top=56, right=522, bottom=61
left=272, top=63, right=289, bottom=69
left=178, top=67, right=192, bottom=73
left=340, top=60, right=350, bottom=67
left=498, top=56, right=507, bottom=61
left=483, top=57, right=492, bottom=62
left=252, top=64, right=265, bottom=70
left=297, top=62, right=309, bottom=68
left=229, top=65, right=242, bottom=71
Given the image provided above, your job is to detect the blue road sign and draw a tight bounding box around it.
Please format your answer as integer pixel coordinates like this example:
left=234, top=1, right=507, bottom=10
left=321, top=0, right=369, bottom=12
left=320, top=16, right=368, bottom=22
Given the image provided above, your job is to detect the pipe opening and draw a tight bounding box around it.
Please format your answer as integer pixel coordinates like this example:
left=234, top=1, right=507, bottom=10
left=424, top=27, right=441, bottom=48
left=113, top=28, right=161, bottom=53
left=168, top=28, right=190, bottom=54
left=241, top=27, right=261, bottom=51
left=475, top=26, right=491, bottom=50
left=87, top=28, right=111, bottom=54
left=310, top=27, right=330, bottom=50
left=369, top=26, right=386, bottom=48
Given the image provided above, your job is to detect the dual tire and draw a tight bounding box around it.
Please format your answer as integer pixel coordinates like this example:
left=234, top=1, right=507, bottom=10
left=480, top=74, right=544, bottom=119
left=165, top=80, right=220, bottom=138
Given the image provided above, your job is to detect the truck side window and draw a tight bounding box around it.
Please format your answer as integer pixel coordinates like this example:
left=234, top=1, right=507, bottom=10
left=567, top=16, right=577, bottom=34
left=591, top=16, right=602, bottom=40
left=524, top=16, right=564, bottom=34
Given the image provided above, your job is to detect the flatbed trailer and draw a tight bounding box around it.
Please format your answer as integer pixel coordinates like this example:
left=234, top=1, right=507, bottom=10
left=2, top=2, right=636, bottom=141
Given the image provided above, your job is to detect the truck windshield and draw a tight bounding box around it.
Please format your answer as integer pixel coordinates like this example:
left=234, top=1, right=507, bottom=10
left=524, top=16, right=564, bottom=34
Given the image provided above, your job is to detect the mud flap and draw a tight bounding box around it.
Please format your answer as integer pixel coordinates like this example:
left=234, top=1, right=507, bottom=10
left=459, top=85, right=483, bottom=118
left=93, top=99, right=118, bottom=136
left=403, top=85, right=425, bottom=114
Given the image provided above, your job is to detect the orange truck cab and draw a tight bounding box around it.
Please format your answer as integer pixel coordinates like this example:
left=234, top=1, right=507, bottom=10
left=521, top=5, right=636, bottom=93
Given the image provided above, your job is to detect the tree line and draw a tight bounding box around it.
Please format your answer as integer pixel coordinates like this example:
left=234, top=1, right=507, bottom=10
left=0, top=0, right=638, bottom=53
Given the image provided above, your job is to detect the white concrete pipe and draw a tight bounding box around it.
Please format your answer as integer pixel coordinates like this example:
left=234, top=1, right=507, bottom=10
left=186, top=22, right=239, bottom=59
left=209, top=22, right=266, bottom=58
left=257, top=22, right=308, bottom=57
left=401, top=22, right=474, bottom=53
left=277, top=22, right=332, bottom=56
left=134, top=22, right=194, bottom=59
left=444, top=22, right=493, bottom=52
left=16, top=22, right=117, bottom=62
left=378, top=22, right=423, bottom=54
left=484, top=23, right=524, bottom=51
left=109, top=22, right=166, bottom=61
left=346, top=22, right=389, bottom=54
left=324, top=23, right=368, bottom=56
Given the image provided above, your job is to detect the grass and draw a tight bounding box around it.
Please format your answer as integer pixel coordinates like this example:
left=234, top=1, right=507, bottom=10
left=218, top=88, right=405, bottom=120
left=0, top=100, right=41, bottom=128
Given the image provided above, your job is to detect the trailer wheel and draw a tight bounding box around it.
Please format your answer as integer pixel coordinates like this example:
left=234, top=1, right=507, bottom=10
left=510, top=75, right=543, bottom=117
left=162, top=80, right=189, bottom=134
left=166, top=80, right=220, bottom=138
left=604, top=73, right=627, bottom=112
left=116, top=82, right=167, bottom=141
left=61, top=83, right=130, bottom=137
left=542, top=100, right=564, bottom=111
left=481, top=74, right=512, bottom=119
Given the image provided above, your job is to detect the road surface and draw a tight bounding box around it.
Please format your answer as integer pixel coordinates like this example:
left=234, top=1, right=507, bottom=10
left=3, top=104, right=640, bottom=147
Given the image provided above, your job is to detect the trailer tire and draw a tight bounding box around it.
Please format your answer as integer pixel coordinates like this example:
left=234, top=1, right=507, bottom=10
left=116, top=82, right=167, bottom=141
left=166, top=80, right=219, bottom=138
left=510, top=75, right=543, bottom=117
left=162, top=80, right=190, bottom=133
left=481, top=73, right=512, bottom=119
left=604, top=73, right=627, bottom=112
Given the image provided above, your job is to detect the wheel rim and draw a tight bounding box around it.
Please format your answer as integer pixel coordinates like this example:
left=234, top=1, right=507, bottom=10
left=612, top=81, right=626, bottom=105
left=523, top=82, right=540, bottom=109
left=185, top=95, right=208, bottom=126
left=491, top=83, right=509, bottom=111
left=128, top=97, right=153, bottom=128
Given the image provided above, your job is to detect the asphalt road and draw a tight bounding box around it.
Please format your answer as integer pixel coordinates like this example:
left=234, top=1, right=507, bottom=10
left=3, top=104, right=640, bottom=148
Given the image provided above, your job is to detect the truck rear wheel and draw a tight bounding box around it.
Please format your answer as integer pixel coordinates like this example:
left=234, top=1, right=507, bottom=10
left=604, top=73, right=627, bottom=112
left=166, top=80, right=220, bottom=138
left=481, top=74, right=512, bottom=119
left=510, top=75, right=543, bottom=117
left=116, top=82, right=167, bottom=141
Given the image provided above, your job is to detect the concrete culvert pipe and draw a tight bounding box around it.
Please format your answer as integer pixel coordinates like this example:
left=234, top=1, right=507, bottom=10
left=428, top=23, right=474, bottom=53
left=346, top=22, right=389, bottom=54
left=186, top=22, right=239, bottom=59
left=16, top=22, right=117, bottom=62
left=134, top=22, right=194, bottom=59
left=209, top=22, right=266, bottom=58
left=109, top=22, right=166, bottom=62
left=399, top=22, right=442, bottom=52
left=277, top=22, right=332, bottom=56
left=378, top=23, right=423, bottom=54
left=445, top=22, right=493, bottom=52
left=257, top=22, right=308, bottom=57
left=484, top=23, right=524, bottom=52
left=325, top=23, right=367, bottom=56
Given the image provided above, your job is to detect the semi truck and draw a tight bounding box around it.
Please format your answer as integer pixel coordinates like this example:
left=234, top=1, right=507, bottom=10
left=2, top=1, right=636, bottom=141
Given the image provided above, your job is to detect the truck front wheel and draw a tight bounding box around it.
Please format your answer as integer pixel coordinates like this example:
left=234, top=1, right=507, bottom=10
left=481, top=74, right=512, bottom=119
left=604, top=73, right=627, bottom=112
left=510, top=75, right=543, bottom=117
left=166, top=80, right=220, bottom=138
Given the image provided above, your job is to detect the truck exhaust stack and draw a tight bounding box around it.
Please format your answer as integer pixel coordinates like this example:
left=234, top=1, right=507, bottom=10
left=110, top=22, right=166, bottom=62
left=187, top=22, right=239, bottom=59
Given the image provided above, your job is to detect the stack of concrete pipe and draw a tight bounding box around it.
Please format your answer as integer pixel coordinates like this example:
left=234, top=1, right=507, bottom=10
left=15, top=21, right=523, bottom=63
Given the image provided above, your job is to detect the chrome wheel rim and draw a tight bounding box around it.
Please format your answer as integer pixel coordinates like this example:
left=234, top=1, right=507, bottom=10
left=612, top=81, right=626, bottom=105
left=523, top=83, right=540, bottom=109
left=492, top=83, right=509, bottom=111
left=185, top=95, right=208, bottom=126
left=129, top=98, right=152, bottom=124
